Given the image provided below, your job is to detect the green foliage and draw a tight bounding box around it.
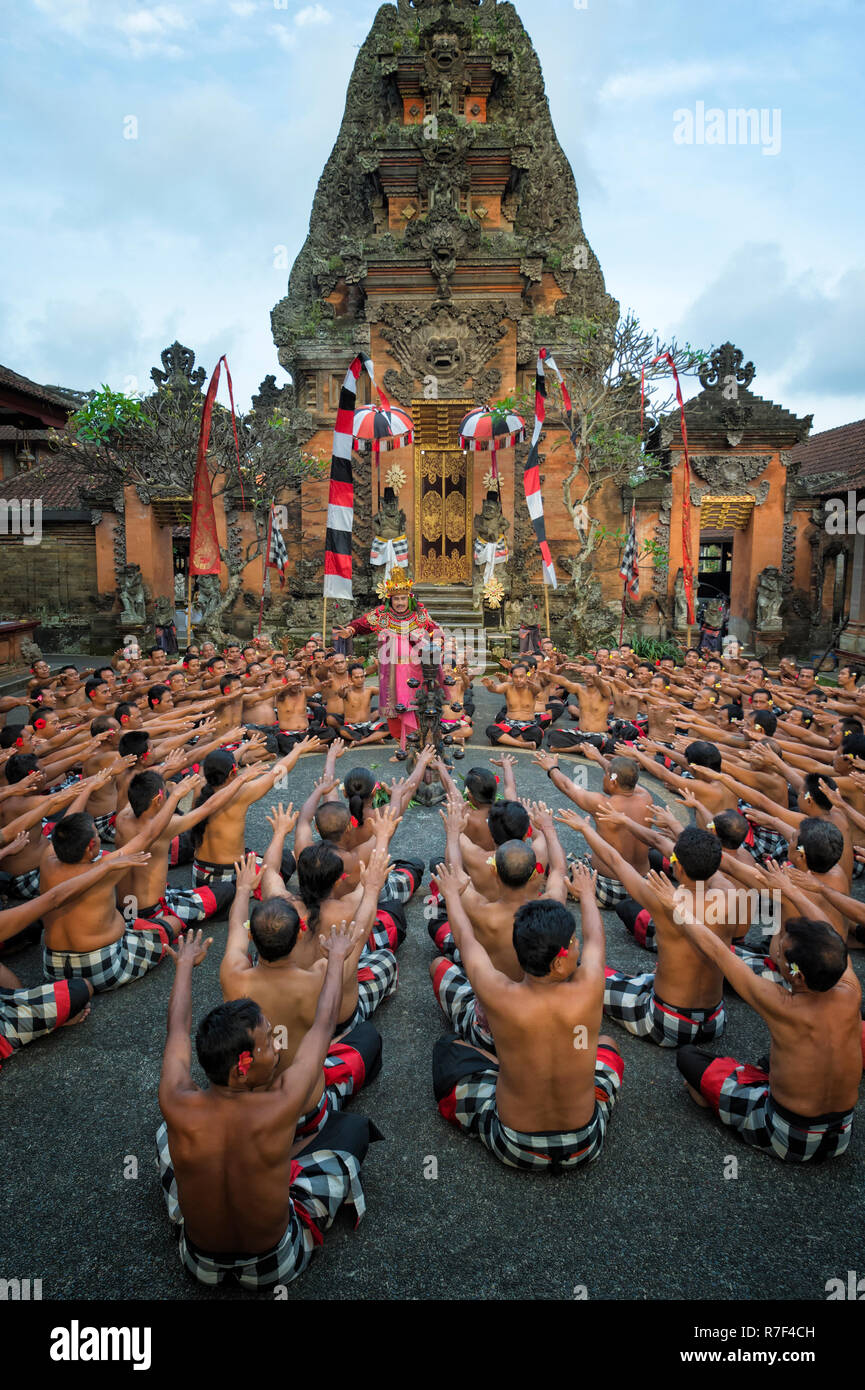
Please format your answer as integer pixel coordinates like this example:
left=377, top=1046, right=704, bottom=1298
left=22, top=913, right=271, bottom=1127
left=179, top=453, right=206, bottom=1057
left=631, top=636, right=683, bottom=664
left=392, top=38, right=403, bottom=54
left=69, top=386, right=151, bottom=444
left=327, top=255, right=345, bottom=272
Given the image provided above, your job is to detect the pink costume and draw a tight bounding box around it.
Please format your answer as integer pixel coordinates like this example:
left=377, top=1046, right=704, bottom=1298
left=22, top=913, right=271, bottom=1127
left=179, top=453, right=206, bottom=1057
left=345, top=601, right=443, bottom=749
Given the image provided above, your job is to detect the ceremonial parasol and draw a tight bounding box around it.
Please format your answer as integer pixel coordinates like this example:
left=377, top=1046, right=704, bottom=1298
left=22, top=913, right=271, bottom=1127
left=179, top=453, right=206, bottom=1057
left=353, top=402, right=414, bottom=506
left=458, top=404, right=526, bottom=488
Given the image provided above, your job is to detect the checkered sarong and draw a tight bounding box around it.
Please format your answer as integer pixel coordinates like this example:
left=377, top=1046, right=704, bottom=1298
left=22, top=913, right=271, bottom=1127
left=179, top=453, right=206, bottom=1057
left=139, top=880, right=234, bottom=927
left=433, top=1035, right=623, bottom=1170
left=732, top=944, right=784, bottom=982
left=737, top=799, right=788, bottom=863
left=696, top=1056, right=854, bottom=1162
left=427, top=911, right=461, bottom=963
left=380, top=858, right=423, bottom=905
left=43, top=919, right=171, bottom=992
left=6, top=867, right=40, bottom=901
left=603, top=968, right=725, bottom=1046
left=94, top=812, right=116, bottom=843
left=156, top=1112, right=367, bottom=1289
left=0, top=976, right=91, bottom=1072
left=575, top=854, right=629, bottom=909
left=296, top=1022, right=382, bottom=1137
left=364, top=900, right=407, bottom=954
left=431, top=959, right=494, bottom=1049
left=345, top=721, right=388, bottom=740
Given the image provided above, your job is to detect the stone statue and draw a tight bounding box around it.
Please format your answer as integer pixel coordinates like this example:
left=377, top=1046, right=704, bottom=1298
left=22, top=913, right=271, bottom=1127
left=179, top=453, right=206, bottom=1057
left=119, top=564, right=146, bottom=625
left=153, top=595, right=174, bottom=625
left=673, top=568, right=688, bottom=629
left=473, top=491, right=510, bottom=607
left=196, top=575, right=223, bottom=634
left=372, top=487, right=407, bottom=541
left=756, top=567, right=784, bottom=630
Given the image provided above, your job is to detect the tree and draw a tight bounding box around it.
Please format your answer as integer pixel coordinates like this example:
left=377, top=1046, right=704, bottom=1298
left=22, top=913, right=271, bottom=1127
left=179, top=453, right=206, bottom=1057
left=59, top=345, right=327, bottom=638
left=498, top=311, right=707, bottom=645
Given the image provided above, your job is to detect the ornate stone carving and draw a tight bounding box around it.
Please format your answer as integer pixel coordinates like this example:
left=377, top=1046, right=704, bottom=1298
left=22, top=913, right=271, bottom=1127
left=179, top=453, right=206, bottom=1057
left=756, top=567, right=784, bottom=630
left=372, top=488, right=407, bottom=541
left=119, top=564, right=146, bottom=625
left=673, top=568, right=687, bottom=629
left=689, top=479, right=769, bottom=508
left=698, top=343, right=755, bottom=393
left=150, top=341, right=206, bottom=394
left=369, top=299, right=509, bottom=396
left=690, top=455, right=771, bottom=490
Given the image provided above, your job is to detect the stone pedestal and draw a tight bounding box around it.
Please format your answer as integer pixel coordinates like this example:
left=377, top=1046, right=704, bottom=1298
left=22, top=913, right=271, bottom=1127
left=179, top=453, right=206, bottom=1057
left=753, top=628, right=784, bottom=663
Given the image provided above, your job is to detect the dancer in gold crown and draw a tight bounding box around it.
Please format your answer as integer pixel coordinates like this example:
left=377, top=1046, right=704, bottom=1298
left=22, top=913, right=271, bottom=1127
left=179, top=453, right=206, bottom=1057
left=332, top=572, right=444, bottom=759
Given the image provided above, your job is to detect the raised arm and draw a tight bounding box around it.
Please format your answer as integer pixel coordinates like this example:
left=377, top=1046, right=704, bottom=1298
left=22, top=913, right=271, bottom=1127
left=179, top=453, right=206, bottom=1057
left=158, top=930, right=213, bottom=1107
left=527, top=800, right=567, bottom=903
left=220, top=853, right=263, bottom=991
left=568, top=861, right=606, bottom=978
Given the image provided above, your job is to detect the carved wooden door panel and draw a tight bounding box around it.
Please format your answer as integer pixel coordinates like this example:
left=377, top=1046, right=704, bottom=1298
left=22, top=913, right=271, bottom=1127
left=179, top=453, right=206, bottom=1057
left=415, top=449, right=471, bottom=585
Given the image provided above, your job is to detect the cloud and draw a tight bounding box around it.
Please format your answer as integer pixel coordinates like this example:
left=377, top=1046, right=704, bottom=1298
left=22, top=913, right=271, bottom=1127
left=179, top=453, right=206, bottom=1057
left=600, top=61, right=769, bottom=104
left=30, top=0, right=95, bottom=40
left=229, top=1, right=258, bottom=14
left=269, top=21, right=297, bottom=51
left=678, top=243, right=865, bottom=425
left=114, top=5, right=189, bottom=58
left=295, top=4, right=332, bottom=25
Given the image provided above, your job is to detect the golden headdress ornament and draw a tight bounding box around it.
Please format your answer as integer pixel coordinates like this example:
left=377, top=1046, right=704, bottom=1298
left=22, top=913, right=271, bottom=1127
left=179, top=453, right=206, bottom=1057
left=384, top=570, right=415, bottom=596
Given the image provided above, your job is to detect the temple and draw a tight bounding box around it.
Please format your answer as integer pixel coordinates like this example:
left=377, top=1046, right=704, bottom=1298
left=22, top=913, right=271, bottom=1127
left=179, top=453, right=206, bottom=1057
left=0, top=0, right=862, bottom=664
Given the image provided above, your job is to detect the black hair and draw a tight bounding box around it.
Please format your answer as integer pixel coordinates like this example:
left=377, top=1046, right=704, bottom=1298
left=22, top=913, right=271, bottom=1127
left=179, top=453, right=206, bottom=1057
left=465, top=767, right=497, bottom=807
left=84, top=678, right=107, bottom=701
left=791, top=706, right=813, bottom=728
left=220, top=675, right=240, bottom=694
left=637, top=661, right=655, bottom=674
left=114, top=702, right=135, bottom=723
left=94, top=666, right=114, bottom=681
left=315, top=801, right=350, bottom=842
left=344, top=768, right=376, bottom=827
left=752, top=688, right=773, bottom=702
left=797, top=817, right=843, bottom=874
left=803, top=772, right=836, bottom=814
left=347, top=661, right=364, bottom=676
left=5, top=753, right=39, bottom=784
left=842, top=732, right=865, bottom=761
left=722, top=702, right=745, bottom=723
left=685, top=740, right=722, bottom=772
left=148, top=646, right=162, bottom=658
left=90, top=715, right=115, bottom=737
left=60, top=664, right=78, bottom=675
left=195, top=999, right=264, bottom=1085
left=147, top=683, right=170, bottom=709
left=52, top=812, right=97, bottom=863
left=495, top=839, right=537, bottom=888
left=783, top=918, right=848, bottom=993
left=488, top=800, right=530, bottom=846
left=608, top=756, right=639, bottom=791
left=296, top=843, right=344, bottom=933
left=711, top=809, right=749, bottom=850
left=119, top=729, right=149, bottom=758
left=249, top=897, right=302, bottom=962
left=0, top=725, right=25, bottom=749
left=752, top=710, right=777, bottom=736
left=840, top=718, right=863, bottom=738
left=128, top=770, right=165, bottom=817
left=206, top=657, right=224, bottom=671
left=510, top=661, right=529, bottom=675
left=190, top=749, right=237, bottom=849
left=673, top=826, right=723, bottom=882
left=512, top=899, right=575, bottom=977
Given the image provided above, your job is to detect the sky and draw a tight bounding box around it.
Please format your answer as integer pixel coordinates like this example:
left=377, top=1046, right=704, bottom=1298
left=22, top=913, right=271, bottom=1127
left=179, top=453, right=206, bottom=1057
left=2, top=0, right=863, bottom=432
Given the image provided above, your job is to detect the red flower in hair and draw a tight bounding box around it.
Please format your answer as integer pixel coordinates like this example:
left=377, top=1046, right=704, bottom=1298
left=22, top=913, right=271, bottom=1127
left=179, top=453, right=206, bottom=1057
left=236, top=1050, right=253, bottom=1078
left=494, top=776, right=499, bottom=783
left=536, top=863, right=544, bottom=875
left=299, top=917, right=308, bottom=933
left=556, top=947, right=568, bottom=958
left=350, top=816, right=359, bottom=828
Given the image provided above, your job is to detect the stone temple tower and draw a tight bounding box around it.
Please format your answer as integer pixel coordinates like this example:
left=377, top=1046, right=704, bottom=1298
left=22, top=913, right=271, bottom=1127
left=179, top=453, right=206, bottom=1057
left=270, top=0, right=617, bottom=620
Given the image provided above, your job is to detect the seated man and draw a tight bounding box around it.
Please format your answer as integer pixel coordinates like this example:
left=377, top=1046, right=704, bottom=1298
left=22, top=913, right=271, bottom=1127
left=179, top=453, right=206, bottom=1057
left=545, top=662, right=611, bottom=753
left=39, top=782, right=199, bottom=991
left=431, top=862, right=623, bottom=1170
left=650, top=875, right=862, bottom=1162
left=0, top=846, right=148, bottom=1070
left=295, top=775, right=422, bottom=909
left=536, top=749, right=654, bottom=908
left=482, top=664, right=546, bottom=750
left=220, top=850, right=390, bottom=1138
left=157, top=926, right=379, bottom=1289
left=559, top=813, right=734, bottom=1047
left=329, top=662, right=390, bottom=748
left=429, top=797, right=568, bottom=1051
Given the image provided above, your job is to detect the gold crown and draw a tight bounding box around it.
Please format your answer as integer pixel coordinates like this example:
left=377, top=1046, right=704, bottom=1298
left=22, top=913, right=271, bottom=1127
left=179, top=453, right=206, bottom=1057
left=384, top=570, right=415, bottom=596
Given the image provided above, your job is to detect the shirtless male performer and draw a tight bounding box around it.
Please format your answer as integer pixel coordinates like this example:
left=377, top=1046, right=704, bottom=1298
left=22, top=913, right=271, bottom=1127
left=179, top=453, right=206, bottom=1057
left=483, top=663, right=546, bottom=750
left=648, top=873, right=863, bottom=1162
left=156, top=927, right=379, bottom=1289
left=431, top=861, right=624, bottom=1170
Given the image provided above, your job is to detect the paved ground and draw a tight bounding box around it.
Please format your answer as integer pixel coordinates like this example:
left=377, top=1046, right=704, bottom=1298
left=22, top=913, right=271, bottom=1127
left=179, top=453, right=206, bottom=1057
left=2, top=684, right=864, bottom=1302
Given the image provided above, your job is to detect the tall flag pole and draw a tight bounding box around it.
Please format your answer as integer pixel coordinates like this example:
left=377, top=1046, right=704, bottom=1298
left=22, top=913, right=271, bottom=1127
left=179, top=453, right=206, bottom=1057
left=323, top=353, right=378, bottom=640
left=651, top=352, right=695, bottom=628
left=525, top=350, right=561, bottom=623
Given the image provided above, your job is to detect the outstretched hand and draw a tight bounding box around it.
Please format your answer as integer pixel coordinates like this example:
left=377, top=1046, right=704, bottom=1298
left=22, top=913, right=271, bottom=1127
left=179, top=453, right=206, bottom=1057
left=166, top=928, right=213, bottom=969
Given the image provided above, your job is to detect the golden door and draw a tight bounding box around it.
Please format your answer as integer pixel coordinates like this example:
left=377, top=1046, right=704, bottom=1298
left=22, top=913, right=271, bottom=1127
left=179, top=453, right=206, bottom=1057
left=413, top=399, right=474, bottom=585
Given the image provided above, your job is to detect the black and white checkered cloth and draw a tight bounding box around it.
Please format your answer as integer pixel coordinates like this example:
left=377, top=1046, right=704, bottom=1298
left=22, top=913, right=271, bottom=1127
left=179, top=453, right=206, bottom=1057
left=43, top=921, right=171, bottom=992
left=0, top=976, right=91, bottom=1070
left=139, top=879, right=235, bottom=927
left=380, top=858, right=424, bottom=905
left=433, top=1035, right=623, bottom=1170
left=156, top=1112, right=368, bottom=1288
left=603, top=968, right=725, bottom=1046
left=695, top=1056, right=854, bottom=1162
left=6, top=866, right=41, bottom=901
left=432, top=959, right=495, bottom=1050
left=364, top=900, right=407, bottom=954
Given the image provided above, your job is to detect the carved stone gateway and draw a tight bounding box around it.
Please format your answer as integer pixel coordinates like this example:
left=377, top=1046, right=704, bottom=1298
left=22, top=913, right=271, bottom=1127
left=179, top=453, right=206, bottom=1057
left=269, top=0, right=618, bottom=617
